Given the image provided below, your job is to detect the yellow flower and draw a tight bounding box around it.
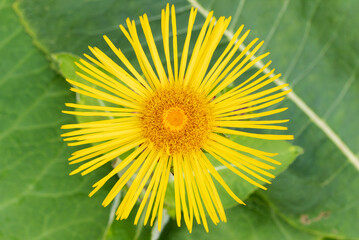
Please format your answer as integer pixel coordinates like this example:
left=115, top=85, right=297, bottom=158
left=61, top=4, right=293, bottom=233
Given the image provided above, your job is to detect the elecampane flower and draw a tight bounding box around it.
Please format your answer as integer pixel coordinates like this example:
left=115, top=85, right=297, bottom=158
left=61, top=4, right=293, bottom=233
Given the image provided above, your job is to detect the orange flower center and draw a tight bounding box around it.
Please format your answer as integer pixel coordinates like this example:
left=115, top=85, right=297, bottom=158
left=162, top=107, right=188, bottom=131
left=140, top=87, right=213, bottom=155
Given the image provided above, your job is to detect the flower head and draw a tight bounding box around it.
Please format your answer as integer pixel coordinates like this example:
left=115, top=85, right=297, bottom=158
left=61, top=4, right=293, bottom=233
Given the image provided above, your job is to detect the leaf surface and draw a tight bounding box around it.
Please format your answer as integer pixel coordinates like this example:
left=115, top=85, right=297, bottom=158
left=0, top=0, right=115, bottom=239
left=11, top=0, right=345, bottom=238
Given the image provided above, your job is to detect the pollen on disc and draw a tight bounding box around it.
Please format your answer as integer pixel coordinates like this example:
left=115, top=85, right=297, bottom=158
left=162, top=107, right=188, bottom=131
left=140, top=87, right=213, bottom=155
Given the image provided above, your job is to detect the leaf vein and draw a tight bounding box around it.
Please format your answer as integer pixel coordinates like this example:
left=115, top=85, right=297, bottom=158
left=323, top=61, right=358, bottom=120
left=283, top=0, right=321, bottom=81
left=0, top=27, right=22, bottom=50
left=0, top=49, right=37, bottom=88
left=260, top=0, right=290, bottom=54
left=228, top=0, right=246, bottom=32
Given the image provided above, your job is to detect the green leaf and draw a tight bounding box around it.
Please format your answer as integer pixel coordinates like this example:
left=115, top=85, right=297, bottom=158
left=190, top=0, right=359, bottom=238
left=0, top=0, right=118, bottom=239
left=159, top=195, right=318, bottom=240
left=13, top=0, right=193, bottom=58
left=15, top=0, right=350, bottom=238
left=51, top=52, right=82, bottom=82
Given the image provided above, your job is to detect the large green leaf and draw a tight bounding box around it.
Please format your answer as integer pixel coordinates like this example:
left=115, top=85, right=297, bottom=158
left=0, top=0, right=148, bottom=239
left=190, top=0, right=359, bottom=239
left=13, top=0, right=347, bottom=238
left=14, top=0, right=192, bottom=58
left=159, top=195, right=318, bottom=240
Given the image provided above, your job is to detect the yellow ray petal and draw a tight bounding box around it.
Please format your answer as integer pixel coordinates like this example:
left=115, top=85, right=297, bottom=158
left=161, top=4, right=174, bottom=83
left=102, top=35, right=153, bottom=92
left=172, top=154, right=182, bottom=227
left=190, top=17, right=231, bottom=90
left=221, top=107, right=288, bottom=121
left=70, top=137, right=144, bottom=176
left=198, top=25, right=244, bottom=92
left=74, top=67, right=138, bottom=103
left=90, top=46, right=151, bottom=97
left=140, top=14, right=168, bottom=85
left=207, top=43, right=270, bottom=101
left=206, top=141, right=276, bottom=178
left=209, top=133, right=277, bottom=157
left=214, top=127, right=294, bottom=140
left=206, top=138, right=280, bottom=167
left=80, top=139, right=144, bottom=176
left=156, top=156, right=172, bottom=231
left=182, top=155, right=201, bottom=225
left=89, top=143, right=147, bottom=197
left=215, top=72, right=282, bottom=110
left=171, top=5, right=179, bottom=81
left=194, top=151, right=226, bottom=222
left=204, top=147, right=267, bottom=190
left=191, top=157, right=220, bottom=224
left=200, top=28, right=249, bottom=94
left=61, top=122, right=139, bottom=138
left=120, top=21, right=161, bottom=89
left=215, top=119, right=290, bottom=125
left=197, top=151, right=245, bottom=205
left=63, top=128, right=140, bottom=142
left=67, top=80, right=140, bottom=110
left=175, top=155, right=191, bottom=230
left=183, top=12, right=216, bottom=87
left=214, top=123, right=287, bottom=130
left=203, top=37, right=260, bottom=98
left=178, top=7, right=198, bottom=83
left=134, top=153, right=166, bottom=225
left=65, top=103, right=136, bottom=113
left=215, top=89, right=290, bottom=115
left=213, top=80, right=288, bottom=114
left=214, top=90, right=290, bottom=116
left=82, top=53, right=106, bottom=69
left=67, top=131, right=142, bottom=147
left=68, top=133, right=139, bottom=162
left=62, top=110, right=138, bottom=118
left=215, top=97, right=285, bottom=118
left=143, top=154, right=167, bottom=225
left=150, top=155, right=171, bottom=226
left=77, top=59, right=144, bottom=103
left=149, top=155, right=170, bottom=224
left=61, top=117, right=138, bottom=130
left=212, top=61, right=273, bottom=104
left=186, top=156, right=209, bottom=232
left=104, top=146, right=151, bottom=207
left=117, top=150, right=160, bottom=219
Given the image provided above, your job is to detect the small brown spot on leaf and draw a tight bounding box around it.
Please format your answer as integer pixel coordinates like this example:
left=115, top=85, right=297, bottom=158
left=300, top=214, right=311, bottom=225
left=314, top=211, right=331, bottom=222
left=300, top=211, right=331, bottom=225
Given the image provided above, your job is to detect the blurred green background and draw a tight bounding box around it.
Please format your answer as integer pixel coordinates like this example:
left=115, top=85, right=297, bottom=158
left=1, top=0, right=358, bottom=239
